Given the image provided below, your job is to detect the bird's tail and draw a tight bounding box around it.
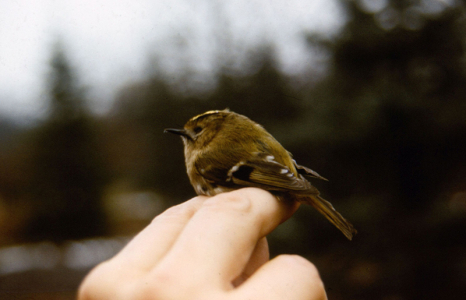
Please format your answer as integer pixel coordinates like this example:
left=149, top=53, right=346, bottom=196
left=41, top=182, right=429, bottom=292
left=301, top=194, right=357, bottom=240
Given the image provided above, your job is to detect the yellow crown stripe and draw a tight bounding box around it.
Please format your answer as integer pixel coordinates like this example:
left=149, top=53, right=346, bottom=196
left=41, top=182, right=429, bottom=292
left=190, top=109, right=227, bottom=121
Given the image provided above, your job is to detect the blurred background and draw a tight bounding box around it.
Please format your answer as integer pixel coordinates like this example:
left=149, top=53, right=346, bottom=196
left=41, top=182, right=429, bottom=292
left=1, top=0, right=466, bottom=299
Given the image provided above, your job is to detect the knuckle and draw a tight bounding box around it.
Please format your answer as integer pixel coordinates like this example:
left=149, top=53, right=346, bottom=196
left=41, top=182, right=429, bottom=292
left=152, top=200, right=199, bottom=224
left=202, top=191, right=253, bottom=215
left=138, top=271, right=176, bottom=299
left=279, top=254, right=321, bottom=280
left=77, top=280, right=96, bottom=300
left=144, top=268, right=204, bottom=300
left=278, top=255, right=327, bottom=299
left=77, top=262, right=120, bottom=299
left=158, top=203, right=188, bottom=218
left=150, top=267, right=175, bottom=288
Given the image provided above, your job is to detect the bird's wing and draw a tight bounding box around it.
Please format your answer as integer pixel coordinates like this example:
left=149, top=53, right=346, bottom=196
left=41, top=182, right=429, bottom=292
left=216, top=152, right=320, bottom=194
left=293, top=160, right=328, bottom=181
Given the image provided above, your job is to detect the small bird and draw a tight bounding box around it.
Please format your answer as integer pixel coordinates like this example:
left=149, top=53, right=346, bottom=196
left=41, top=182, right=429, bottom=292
left=165, top=109, right=357, bottom=240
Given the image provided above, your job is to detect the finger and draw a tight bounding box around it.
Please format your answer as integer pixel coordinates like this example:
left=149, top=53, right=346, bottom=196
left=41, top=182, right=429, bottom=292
left=233, top=255, right=327, bottom=300
left=111, top=196, right=207, bottom=272
left=232, top=237, right=269, bottom=287
left=152, top=188, right=299, bottom=288
left=79, top=196, right=207, bottom=298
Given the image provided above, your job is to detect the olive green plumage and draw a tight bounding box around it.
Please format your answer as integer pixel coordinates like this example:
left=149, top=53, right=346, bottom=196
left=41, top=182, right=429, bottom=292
left=165, top=109, right=357, bottom=240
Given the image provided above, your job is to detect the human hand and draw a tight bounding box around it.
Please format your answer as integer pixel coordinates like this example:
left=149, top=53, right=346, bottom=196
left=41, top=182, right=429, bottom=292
left=78, top=188, right=327, bottom=300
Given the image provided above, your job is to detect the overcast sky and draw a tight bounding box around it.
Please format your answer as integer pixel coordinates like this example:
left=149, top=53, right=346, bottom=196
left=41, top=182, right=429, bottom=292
left=0, top=0, right=345, bottom=120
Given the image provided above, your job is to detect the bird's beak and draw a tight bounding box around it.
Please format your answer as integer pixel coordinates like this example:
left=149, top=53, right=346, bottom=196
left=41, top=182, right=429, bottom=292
left=164, top=128, right=191, bottom=139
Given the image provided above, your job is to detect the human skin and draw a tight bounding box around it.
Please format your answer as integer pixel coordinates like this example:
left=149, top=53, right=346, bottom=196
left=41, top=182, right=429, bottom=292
left=78, top=188, right=327, bottom=300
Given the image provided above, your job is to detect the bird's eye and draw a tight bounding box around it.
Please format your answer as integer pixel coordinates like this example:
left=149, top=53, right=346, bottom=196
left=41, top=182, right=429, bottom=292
left=193, top=126, right=202, bottom=134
